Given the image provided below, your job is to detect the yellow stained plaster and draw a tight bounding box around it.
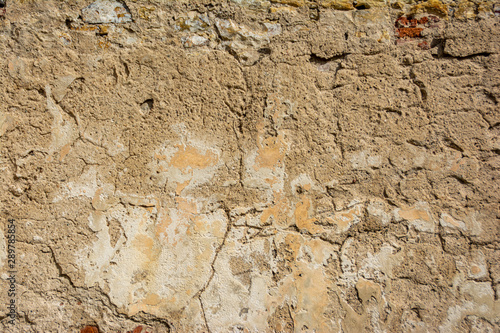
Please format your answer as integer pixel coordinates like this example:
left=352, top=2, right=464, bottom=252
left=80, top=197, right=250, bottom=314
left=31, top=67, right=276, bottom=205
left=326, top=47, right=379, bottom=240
left=326, top=205, right=363, bottom=233
left=255, top=134, right=287, bottom=170
left=129, top=293, right=167, bottom=317
left=295, top=195, right=323, bottom=234
left=396, top=202, right=435, bottom=232
left=59, top=142, right=72, bottom=161
left=291, top=264, right=333, bottom=331
left=155, top=209, right=173, bottom=240
left=132, top=234, right=160, bottom=263
left=260, top=192, right=290, bottom=227
left=175, top=196, right=199, bottom=215
left=440, top=213, right=466, bottom=231
left=169, top=144, right=218, bottom=173
left=355, top=278, right=382, bottom=304
left=271, top=235, right=338, bottom=331
left=398, top=205, right=432, bottom=222
left=175, top=179, right=191, bottom=195
left=284, top=233, right=302, bottom=260
left=188, top=215, right=225, bottom=238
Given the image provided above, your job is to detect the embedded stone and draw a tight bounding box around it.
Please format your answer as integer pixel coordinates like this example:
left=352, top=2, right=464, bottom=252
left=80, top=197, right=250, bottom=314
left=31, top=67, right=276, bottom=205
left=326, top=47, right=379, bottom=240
left=81, top=0, right=132, bottom=24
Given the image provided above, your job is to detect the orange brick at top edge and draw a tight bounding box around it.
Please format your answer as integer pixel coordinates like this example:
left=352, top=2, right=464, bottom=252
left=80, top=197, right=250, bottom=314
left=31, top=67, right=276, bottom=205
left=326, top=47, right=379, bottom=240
left=418, top=16, right=429, bottom=24
left=81, top=326, right=99, bottom=333
left=397, top=27, right=424, bottom=38
left=133, top=326, right=144, bottom=333
left=395, top=16, right=409, bottom=27
left=418, top=41, right=430, bottom=49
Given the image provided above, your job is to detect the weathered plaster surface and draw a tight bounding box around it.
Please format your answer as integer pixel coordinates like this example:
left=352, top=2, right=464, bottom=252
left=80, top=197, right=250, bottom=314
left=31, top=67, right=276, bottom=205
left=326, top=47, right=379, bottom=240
left=0, top=0, right=499, bottom=332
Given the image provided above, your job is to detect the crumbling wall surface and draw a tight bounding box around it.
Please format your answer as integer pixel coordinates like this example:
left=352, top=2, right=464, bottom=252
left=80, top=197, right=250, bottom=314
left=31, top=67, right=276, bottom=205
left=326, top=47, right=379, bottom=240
left=0, top=0, right=499, bottom=332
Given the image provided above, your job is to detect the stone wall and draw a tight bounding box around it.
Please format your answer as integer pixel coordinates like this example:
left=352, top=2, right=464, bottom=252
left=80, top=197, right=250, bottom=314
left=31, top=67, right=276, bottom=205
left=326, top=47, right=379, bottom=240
left=0, top=0, right=499, bottom=332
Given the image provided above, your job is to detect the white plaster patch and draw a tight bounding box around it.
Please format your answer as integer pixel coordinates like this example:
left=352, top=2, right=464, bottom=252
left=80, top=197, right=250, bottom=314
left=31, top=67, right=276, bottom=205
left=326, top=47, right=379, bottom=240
left=290, top=173, right=317, bottom=193
left=53, top=166, right=116, bottom=207
left=78, top=195, right=229, bottom=315
left=52, top=75, right=76, bottom=102
left=201, top=231, right=272, bottom=332
left=182, top=35, right=209, bottom=48
left=215, top=18, right=282, bottom=65
left=45, top=85, right=78, bottom=160
left=440, top=213, right=467, bottom=232
left=367, top=199, right=392, bottom=225
left=149, top=127, right=222, bottom=194
left=359, top=243, right=402, bottom=281
left=439, top=281, right=498, bottom=333
left=394, top=201, right=435, bottom=232
left=348, top=149, right=382, bottom=169
left=0, top=111, right=13, bottom=137
left=81, top=0, right=132, bottom=24
left=468, top=250, right=488, bottom=280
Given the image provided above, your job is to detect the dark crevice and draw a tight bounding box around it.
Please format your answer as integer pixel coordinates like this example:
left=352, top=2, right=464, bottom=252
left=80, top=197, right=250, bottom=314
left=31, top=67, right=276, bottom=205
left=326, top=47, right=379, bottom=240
left=384, top=107, right=403, bottom=115
left=482, top=90, right=498, bottom=105
left=407, top=139, right=425, bottom=147
left=65, top=18, right=73, bottom=29
left=430, top=38, right=445, bottom=58
left=450, top=174, right=471, bottom=185
left=123, top=61, right=130, bottom=77
left=140, top=99, right=154, bottom=114
left=199, top=297, right=211, bottom=333
left=443, top=138, right=464, bottom=152
left=448, top=52, right=492, bottom=59
left=192, top=203, right=233, bottom=305
left=258, top=47, right=271, bottom=55
left=309, top=5, right=320, bottom=20
left=433, top=40, right=493, bottom=59
left=142, top=98, right=154, bottom=108
left=410, top=71, right=428, bottom=103
left=416, top=82, right=427, bottom=102
left=309, top=53, right=345, bottom=64
left=354, top=4, right=369, bottom=10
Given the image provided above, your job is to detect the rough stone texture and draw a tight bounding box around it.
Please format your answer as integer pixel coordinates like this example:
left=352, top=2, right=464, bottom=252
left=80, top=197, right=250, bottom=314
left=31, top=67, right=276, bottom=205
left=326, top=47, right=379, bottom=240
left=0, top=0, right=499, bottom=332
left=81, top=0, right=133, bottom=24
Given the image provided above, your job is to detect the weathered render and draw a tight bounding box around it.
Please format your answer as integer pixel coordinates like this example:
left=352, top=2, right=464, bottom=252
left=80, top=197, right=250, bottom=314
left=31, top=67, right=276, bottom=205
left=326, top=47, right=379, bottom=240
left=0, top=0, right=499, bottom=332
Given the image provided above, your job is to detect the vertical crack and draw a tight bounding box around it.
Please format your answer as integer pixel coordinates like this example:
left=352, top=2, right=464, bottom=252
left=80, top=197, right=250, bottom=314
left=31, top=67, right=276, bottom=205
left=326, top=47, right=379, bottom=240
left=192, top=204, right=233, bottom=310
left=199, top=296, right=211, bottom=333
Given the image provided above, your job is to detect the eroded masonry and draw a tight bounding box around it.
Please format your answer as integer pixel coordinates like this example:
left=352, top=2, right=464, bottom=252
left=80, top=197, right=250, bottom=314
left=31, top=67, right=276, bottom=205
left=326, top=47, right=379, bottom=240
left=0, top=0, right=499, bottom=332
